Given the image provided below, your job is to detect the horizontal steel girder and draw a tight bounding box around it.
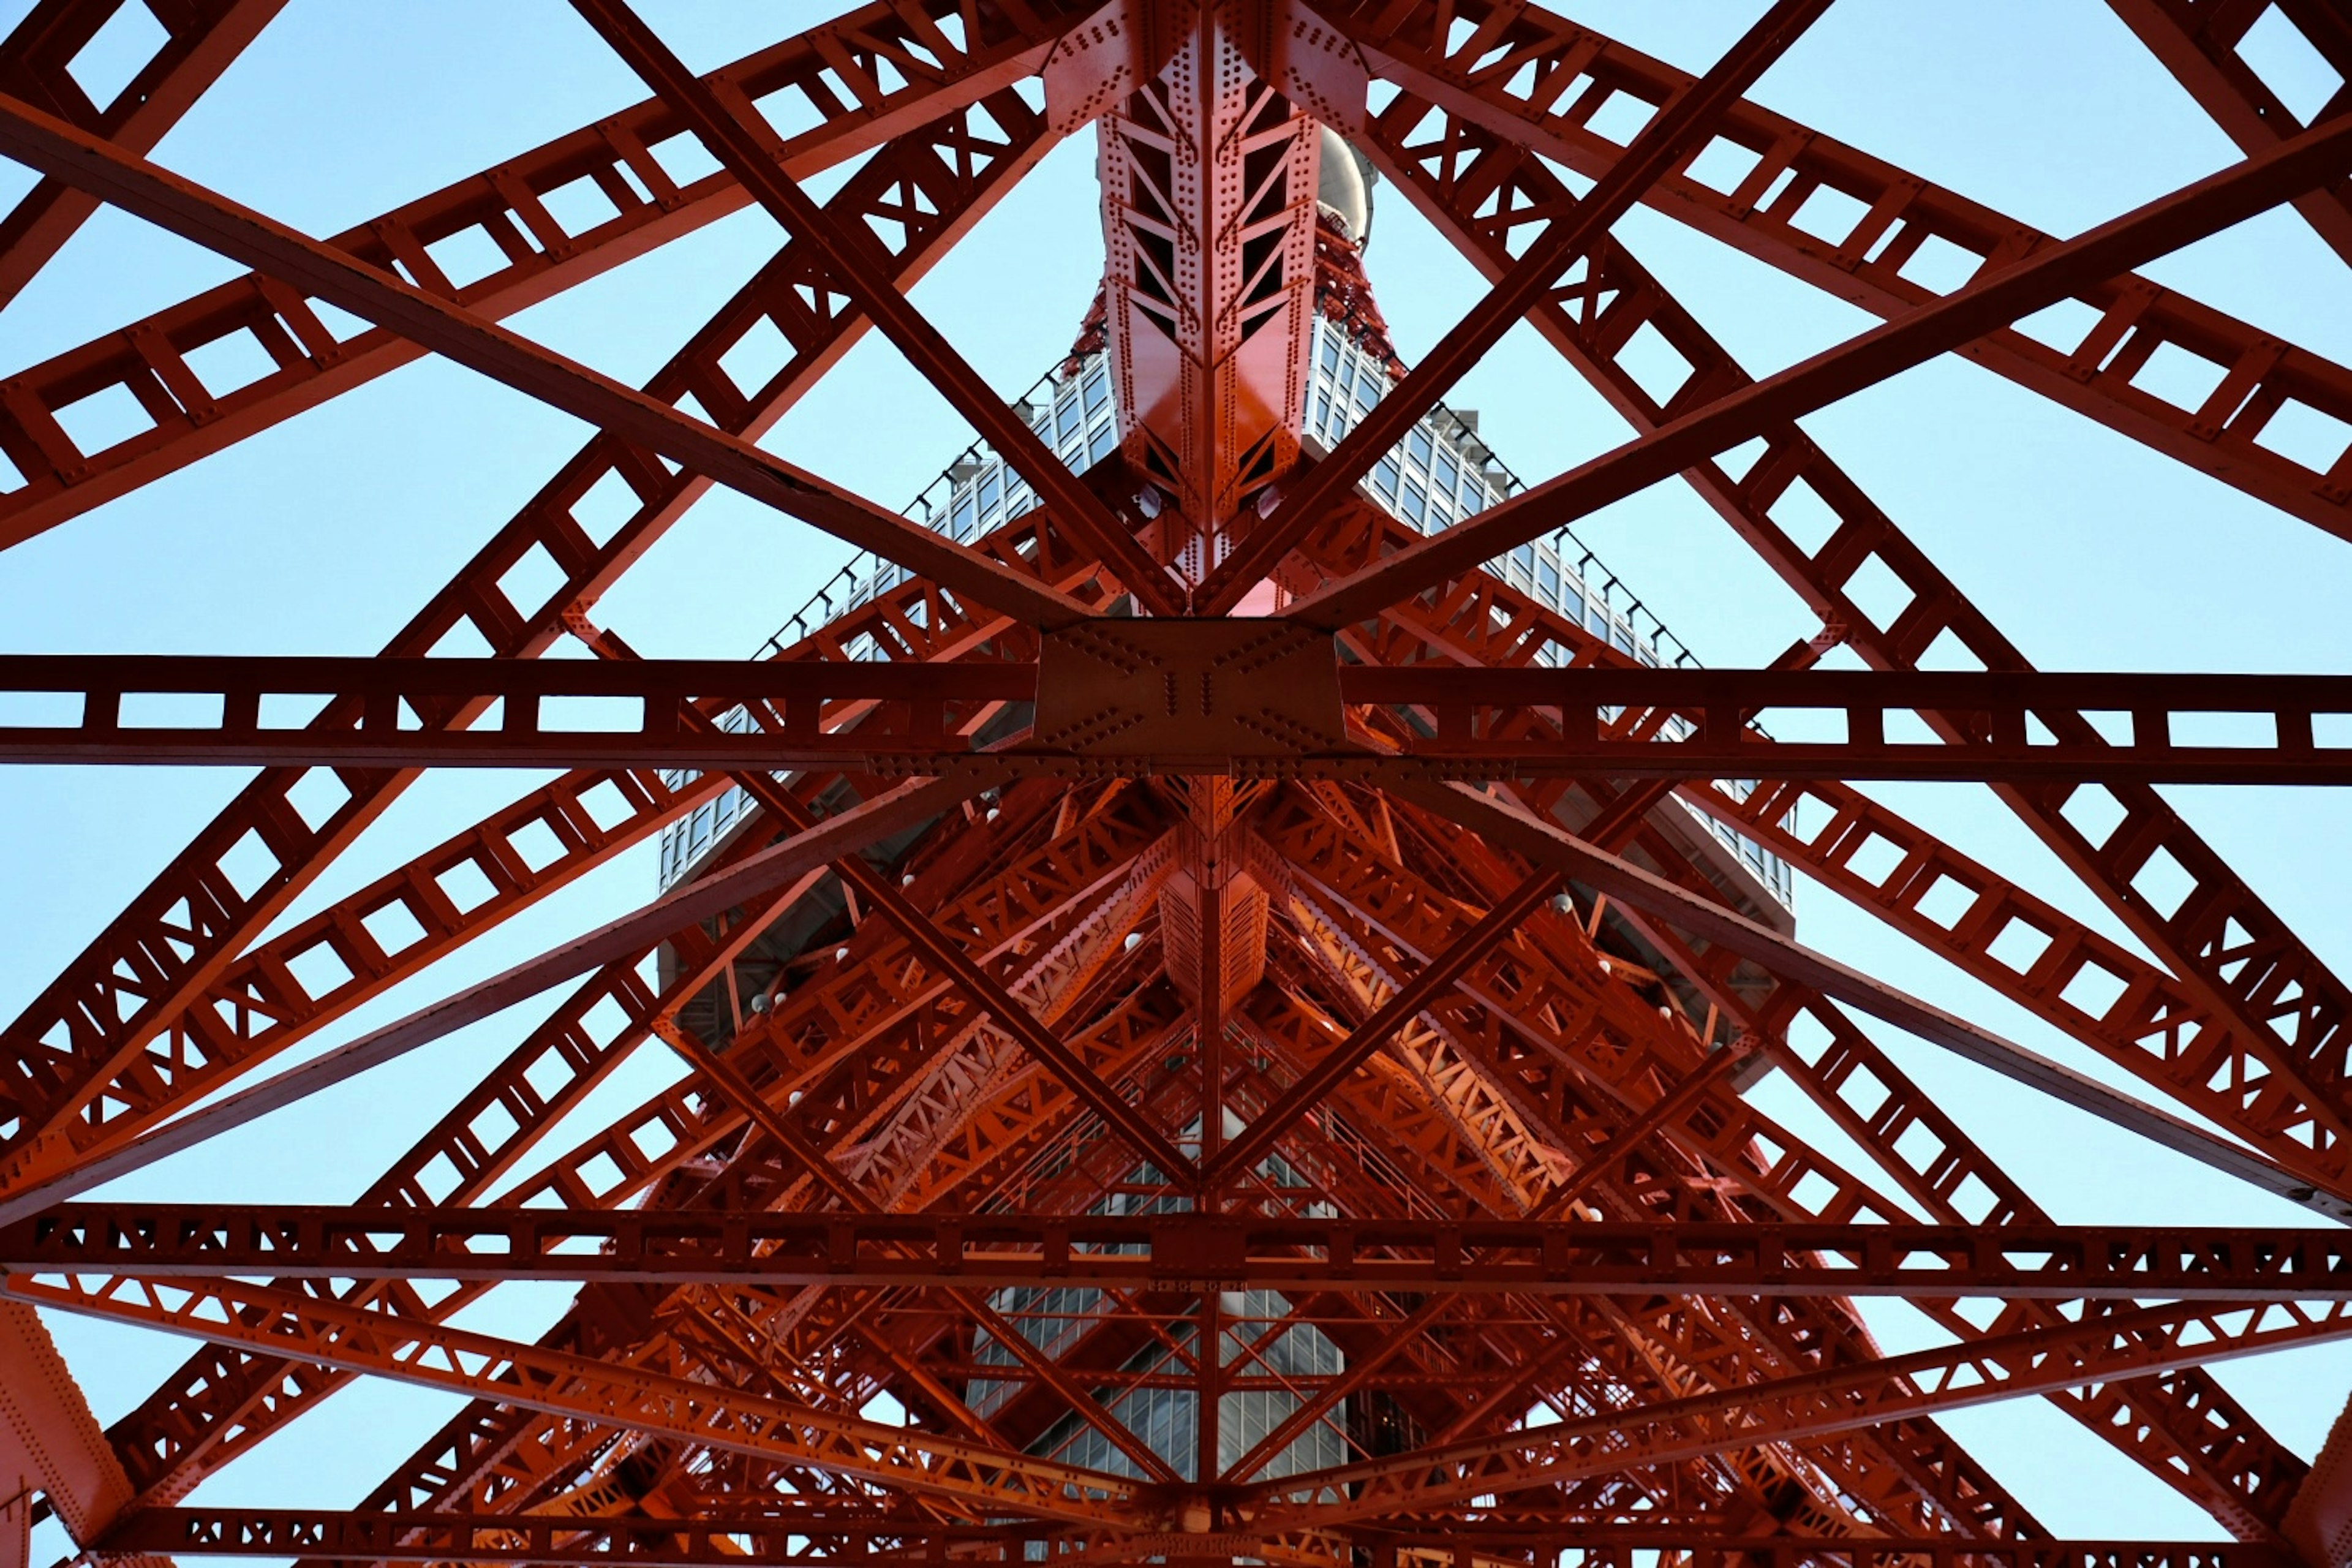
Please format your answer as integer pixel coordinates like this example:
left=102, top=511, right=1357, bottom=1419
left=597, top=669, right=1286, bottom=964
left=92, top=1506, right=2299, bottom=1568
left=15, top=1205, right=2352, bottom=1300
left=2, top=651, right=2351, bottom=783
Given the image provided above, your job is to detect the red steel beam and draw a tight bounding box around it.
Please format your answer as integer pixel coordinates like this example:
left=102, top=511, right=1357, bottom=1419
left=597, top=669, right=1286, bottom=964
left=0, top=92, right=1063, bottom=1202
left=0, top=769, right=999, bottom=1225
left=2104, top=0, right=2352, bottom=264
left=1255, top=1294, right=2352, bottom=1526
left=1346, top=96, right=2352, bottom=1219
left=94, top=773, right=1175, bottom=1489
left=1348, top=665, right=2352, bottom=784
left=1314, top=0, right=2352, bottom=545
left=0, top=89, right=1095, bottom=631
left=1284, top=110, right=2352, bottom=628
left=564, top=0, right=1183, bottom=616
left=0, top=1, right=1096, bottom=548
left=1091, top=0, right=1330, bottom=542
left=1204, top=869, right=1559, bottom=1183
left=0, top=0, right=285, bottom=306
left=111, top=1509, right=2288, bottom=1568
left=97, top=1508, right=1141, bottom=1567
left=5, top=1268, right=1152, bottom=1529
left=7, top=654, right=2352, bottom=785
left=15, top=1205, right=2352, bottom=1299
left=1194, top=0, right=1834, bottom=612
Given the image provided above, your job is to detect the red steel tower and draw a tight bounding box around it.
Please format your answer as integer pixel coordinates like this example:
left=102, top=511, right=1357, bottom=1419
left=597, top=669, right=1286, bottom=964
left=0, top=2, right=2350, bottom=1566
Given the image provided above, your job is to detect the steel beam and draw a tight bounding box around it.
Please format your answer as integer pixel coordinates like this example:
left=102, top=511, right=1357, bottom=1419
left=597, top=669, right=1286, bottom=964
left=0, top=769, right=999, bottom=1224
left=1315, top=0, right=2352, bottom=544
left=15, top=1206, right=2352, bottom=1299
left=1348, top=95, right=2352, bottom=1216
left=0, top=1, right=1095, bottom=547
left=0, top=89, right=1096, bottom=630
left=0, top=93, right=1066, bottom=1201
left=2103, top=0, right=2352, bottom=264
left=565, top=0, right=1183, bottom=615
left=1283, top=111, right=2352, bottom=628
left=0, top=0, right=285, bottom=307
left=7, top=655, right=2352, bottom=785
left=123, top=1509, right=2272, bottom=1568
left=1196, top=0, right=1834, bottom=611
left=1255, top=1295, right=2352, bottom=1526
left=4, top=1270, right=1149, bottom=1529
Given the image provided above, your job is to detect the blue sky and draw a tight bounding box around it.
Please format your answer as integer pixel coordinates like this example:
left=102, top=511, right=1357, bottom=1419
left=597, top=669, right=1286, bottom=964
left=0, top=0, right=2348, bottom=1549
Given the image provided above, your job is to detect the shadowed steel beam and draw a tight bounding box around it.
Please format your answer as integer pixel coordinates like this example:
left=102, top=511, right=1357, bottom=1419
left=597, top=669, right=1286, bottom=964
left=21, top=1206, right=2352, bottom=1296
left=7, top=657, right=2352, bottom=784
left=1281, top=110, right=2352, bottom=629
left=0, top=91, right=1095, bottom=630
left=90, top=1509, right=2308, bottom=1568
left=4, top=1268, right=1151, bottom=1528
left=1205, top=869, right=1558, bottom=1184
left=1249, top=1294, right=2352, bottom=1525
left=1196, top=0, right=1836, bottom=612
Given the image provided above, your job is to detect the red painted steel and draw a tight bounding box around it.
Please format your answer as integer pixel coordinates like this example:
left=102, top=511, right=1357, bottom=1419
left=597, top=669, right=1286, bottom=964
left=6, top=655, right=2351, bottom=785
left=0, top=2, right=2345, bottom=1563
left=1347, top=91, right=2352, bottom=1226
left=2103, top=0, right=2352, bottom=264
left=0, top=94, right=1061, bottom=1193
left=1095, top=1, right=1329, bottom=552
left=16, top=1205, right=2352, bottom=1298
left=0, top=0, right=286, bottom=306
left=1308, top=0, right=2352, bottom=543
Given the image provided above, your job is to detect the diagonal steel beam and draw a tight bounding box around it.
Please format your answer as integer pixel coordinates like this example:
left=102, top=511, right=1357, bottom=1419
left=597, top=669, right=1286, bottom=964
left=0, top=768, right=1000, bottom=1226
left=1204, top=869, right=1558, bottom=1185
left=1251, top=1294, right=2352, bottom=1526
left=0, top=90, right=1096, bottom=629
left=4, top=1268, right=1150, bottom=1529
left=0, top=0, right=286, bottom=306
left=1194, top=0, right=1836, bottom=612
left=1282, top=109, right=2352, bottom=628
left=2103, top=0, right=2352, bottom=265
left=1395, top=775, right=2338, bottom=1219
left=572, top=624, right=1197, bottom=1185
left=565, top=0, right=1185, bottom=616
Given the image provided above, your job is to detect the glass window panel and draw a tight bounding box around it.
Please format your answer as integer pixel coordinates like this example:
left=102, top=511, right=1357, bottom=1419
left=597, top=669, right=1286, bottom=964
left=1538, top=559, right=1561, bottom=597
left=1374, top=457, right=1401, bottom=498
left=1402, top=480, right=1427, bottom=522
left=1084, top=367, right=1109, bottom=410
left=1407, top=428, right=1433, bottom=466
left=1435, top=453, right=1458, bottom=494
left=979, top=472, right=1001, bottom=513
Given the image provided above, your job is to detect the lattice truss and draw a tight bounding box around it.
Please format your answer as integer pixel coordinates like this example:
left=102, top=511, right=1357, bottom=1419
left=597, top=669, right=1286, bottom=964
left=0, top=1, right=2348, bottom=1566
